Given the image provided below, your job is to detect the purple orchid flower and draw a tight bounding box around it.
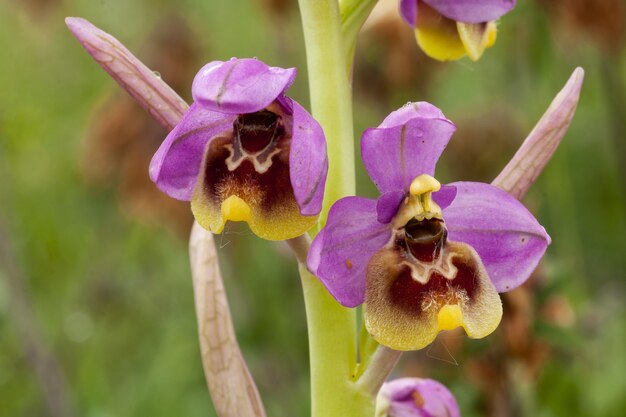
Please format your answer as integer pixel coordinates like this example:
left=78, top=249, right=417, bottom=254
left=150, top=58, right=328, bottom=241
left=307, top=102, right=550, bottom=351
left=398, top=0, right=516, bottom=61
left=377, top=378, right=460, bottom=417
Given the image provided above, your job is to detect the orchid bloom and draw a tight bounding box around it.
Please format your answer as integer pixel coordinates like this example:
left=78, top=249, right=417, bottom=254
left=307, top=102, right=550, bottom=350
left=376, top=378, right=460, bottom=417
left=150, top=58, right=328, bottom=240
left=399, top=0, right=516, bottom=61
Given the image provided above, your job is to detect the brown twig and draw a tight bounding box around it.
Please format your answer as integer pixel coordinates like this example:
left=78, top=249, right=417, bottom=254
left=189, top=222, right=267, bottom=417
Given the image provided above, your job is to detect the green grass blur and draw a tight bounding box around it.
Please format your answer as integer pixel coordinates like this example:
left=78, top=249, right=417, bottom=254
left=1, top=0, right=625, bottom=416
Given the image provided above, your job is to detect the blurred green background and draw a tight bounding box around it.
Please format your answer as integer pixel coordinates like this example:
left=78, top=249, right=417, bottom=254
left=1, top=0, right=625, bottom=416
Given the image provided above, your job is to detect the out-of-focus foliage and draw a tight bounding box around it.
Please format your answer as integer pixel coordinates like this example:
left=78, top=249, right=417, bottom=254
left=0, top=0, right=625, bottom=416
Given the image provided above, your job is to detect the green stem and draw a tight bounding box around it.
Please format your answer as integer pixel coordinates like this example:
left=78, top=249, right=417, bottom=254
left=298, top=1, right=377, bottom=417
left=299, top=0, right=355, bottom=220
left=356, top=345, right=403, bottom=396
left=299, top=265, right=372, bottom=417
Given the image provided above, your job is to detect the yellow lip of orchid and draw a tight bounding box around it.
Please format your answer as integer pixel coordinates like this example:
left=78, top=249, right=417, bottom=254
left=365, top=239, right=503, bottom=351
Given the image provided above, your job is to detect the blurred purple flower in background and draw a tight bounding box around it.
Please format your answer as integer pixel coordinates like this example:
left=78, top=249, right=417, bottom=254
left=377, top=378, right=460, bottom=417
left=150, top=58, right=328, bottom=240
left=399, top=0, right=516, bottom=61
left=308, top=102, right=550, bottom=350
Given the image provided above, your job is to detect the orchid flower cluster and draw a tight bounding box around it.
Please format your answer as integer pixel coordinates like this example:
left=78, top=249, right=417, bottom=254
left=67, top=0, right=583, bottom=416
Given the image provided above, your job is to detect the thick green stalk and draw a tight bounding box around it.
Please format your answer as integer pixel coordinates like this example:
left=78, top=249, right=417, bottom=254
left=299, top=0, right=355, bottom=219
left=299, top=266, right=373, bottom=417
left=297, top=1, right=375, bottom=417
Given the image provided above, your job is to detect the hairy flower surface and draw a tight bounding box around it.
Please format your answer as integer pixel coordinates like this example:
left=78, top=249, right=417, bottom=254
left=307, top=102, right=550, bottom=350
left=150, top=58, right=328, bottom=240
left=399, top=0, right=515, bottom=61
left=376, top=378, right=460, bottom=417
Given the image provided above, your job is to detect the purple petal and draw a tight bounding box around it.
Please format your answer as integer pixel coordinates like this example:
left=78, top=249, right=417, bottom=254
left=377, top=190, right=406, bottom=224
left=423, top=0, right=516, bottom=24
left=149, top=103, right=236, bottom=201
left=362, top=109, right=456, bottom=194
left=289, top=100, right=328, bottom=216
left=399, top=0, right=418, bottom=26
left=442, top=181, right=550, bottom=292
left=192, top=58, right=296, bottom=114
left=381, top=378, right=460, bottom=417
left=433, top=184, right=457, bottom=210
left=307, top=197, right=391, bottom=307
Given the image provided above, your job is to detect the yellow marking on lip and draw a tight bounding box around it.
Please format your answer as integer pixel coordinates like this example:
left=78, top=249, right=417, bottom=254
left=415, top=22, right=466, bottom=62
left=437, top=304, right=464, bottom=331
left=221, top=195, right=251, bottom=222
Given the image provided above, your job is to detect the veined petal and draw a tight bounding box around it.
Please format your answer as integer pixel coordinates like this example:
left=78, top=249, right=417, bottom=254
left=378, top=378, right=460, bottom=417
left=362, top=113, right=456, bottom=194
left=365, top=241, right=502, bottom=351
left=192, top=58, right=296, bottom=114
left=307, top=197, right=392, bottom=308
left=65, top=17, right=187, bottom=131
left=399, top=0, right=418, bottom=26
left=423, top=0, right=516, bottom=24
left=415, top=4, right=467, bottom=61
left=289, top=100, right=328, bottom=216
left=149, top=103, right=235, bottom=201
left=443, top=181, right=551, bottom=292
left=457, top=21, right=497, bottom=61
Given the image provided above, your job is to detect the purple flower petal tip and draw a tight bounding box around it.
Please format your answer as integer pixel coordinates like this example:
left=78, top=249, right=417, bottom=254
left=423, top=0, right=516, bottom=24
left=290, top=101, right=328, bottom=216
left=443, top=182, right=550, bottom=292
left=192, top=58, right=296, bottom=114
left=399, top=0, right=418, bottom=26
left=66, top=17, right=119, bottom=65
left=379, top=102, right=448, bottom=129
left=65, top=16, right=89, bottom=35
left=379, top=378, right=460, bottom=417
left=66, top=16, right=188, bottom=131
left=66, top=17, right=104, bottom=46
